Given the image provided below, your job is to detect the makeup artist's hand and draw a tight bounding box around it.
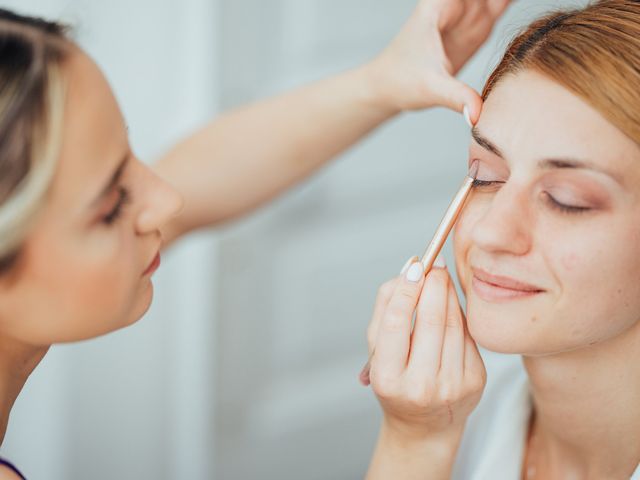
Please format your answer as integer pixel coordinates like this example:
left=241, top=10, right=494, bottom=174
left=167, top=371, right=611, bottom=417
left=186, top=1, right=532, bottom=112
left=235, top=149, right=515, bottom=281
left=364, top=0, right=511, bottom=123
left=365, top=256, right=486, bottom=443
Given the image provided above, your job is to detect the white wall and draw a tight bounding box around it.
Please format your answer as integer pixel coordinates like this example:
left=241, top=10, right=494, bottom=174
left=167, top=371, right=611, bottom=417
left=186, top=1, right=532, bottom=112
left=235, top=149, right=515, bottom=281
left=0, top=1, right=588, bottom=479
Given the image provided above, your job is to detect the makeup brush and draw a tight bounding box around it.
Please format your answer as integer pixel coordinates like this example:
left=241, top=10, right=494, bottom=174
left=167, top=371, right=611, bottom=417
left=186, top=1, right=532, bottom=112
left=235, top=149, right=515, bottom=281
left=359, top=160, right=480, bottom=386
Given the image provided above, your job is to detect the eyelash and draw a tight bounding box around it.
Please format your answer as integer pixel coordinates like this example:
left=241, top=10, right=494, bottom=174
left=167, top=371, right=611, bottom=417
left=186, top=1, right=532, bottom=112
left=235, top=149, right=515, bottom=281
left=472, top=180, right=592, bottom=215
left=472, top=179, right=502, bottom=188
left=542, top=192, right=591, bottom=214
left=103, top=186, right=131, bottom=225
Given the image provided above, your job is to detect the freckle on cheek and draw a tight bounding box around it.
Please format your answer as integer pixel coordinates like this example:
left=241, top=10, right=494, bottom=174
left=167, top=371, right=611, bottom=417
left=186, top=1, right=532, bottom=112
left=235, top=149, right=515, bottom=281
left=530, top=316, right=537, bottom=323
left=561, top=253, right=580, bottom=271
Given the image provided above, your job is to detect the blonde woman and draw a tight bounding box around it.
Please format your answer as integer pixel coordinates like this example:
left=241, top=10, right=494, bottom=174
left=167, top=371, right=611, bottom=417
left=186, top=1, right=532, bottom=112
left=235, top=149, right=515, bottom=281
left=365, top=1, right=640, bottom=479
left=0, top=1, right=511, bottom=478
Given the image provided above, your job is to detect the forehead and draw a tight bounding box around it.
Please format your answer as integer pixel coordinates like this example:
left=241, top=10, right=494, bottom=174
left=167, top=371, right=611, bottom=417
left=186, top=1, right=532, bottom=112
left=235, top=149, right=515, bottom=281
left=49, top=49, right=127, bottom=212
left=476, top=70, right=640, bottom=177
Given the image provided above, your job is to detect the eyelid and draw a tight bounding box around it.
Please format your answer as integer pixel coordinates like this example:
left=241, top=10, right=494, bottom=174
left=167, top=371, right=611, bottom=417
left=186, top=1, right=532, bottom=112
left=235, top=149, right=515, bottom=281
left=543, top=192, right=592, bottom=214
left=98, top=187, right=121, bottom=214
left=102, top=186, right=131, bottom=225
left=471, top=158, right=509, bottom=182
left=472, top=179, right=504, bottom=187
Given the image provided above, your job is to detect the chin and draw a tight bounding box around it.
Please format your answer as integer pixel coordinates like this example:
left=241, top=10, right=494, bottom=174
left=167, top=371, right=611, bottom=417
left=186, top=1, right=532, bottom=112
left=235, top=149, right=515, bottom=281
left=127, top=281, right=155, bottom=326
left=466, top=303, right=550, bottom=355
left=102, top=281, right=155, bottom=336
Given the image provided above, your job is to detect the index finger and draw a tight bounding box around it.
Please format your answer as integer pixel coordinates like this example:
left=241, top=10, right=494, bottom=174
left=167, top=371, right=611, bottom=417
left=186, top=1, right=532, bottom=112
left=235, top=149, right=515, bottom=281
left=371, top=261, right=425, bottom=380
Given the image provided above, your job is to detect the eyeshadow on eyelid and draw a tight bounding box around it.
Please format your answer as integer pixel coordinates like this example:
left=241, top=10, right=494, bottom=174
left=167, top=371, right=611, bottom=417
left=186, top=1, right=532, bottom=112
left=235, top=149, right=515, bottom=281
left=473, top=161, right=507, bottom=182
left=542, top=171, right=611, bottom=200
left=545, top=187, right=585, bottom=204
left=544, top=183, right=610, bottom=207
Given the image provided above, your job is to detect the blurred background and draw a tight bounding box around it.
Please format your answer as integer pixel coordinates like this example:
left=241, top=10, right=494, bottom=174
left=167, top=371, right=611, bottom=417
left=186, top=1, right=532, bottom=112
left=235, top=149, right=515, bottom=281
left=0, top=0, right=587, bottom=479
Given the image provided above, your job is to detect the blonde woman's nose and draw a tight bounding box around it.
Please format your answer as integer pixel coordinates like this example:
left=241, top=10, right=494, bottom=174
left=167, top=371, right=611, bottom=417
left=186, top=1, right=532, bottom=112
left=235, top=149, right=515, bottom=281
left=135, top=168, right=184, bottom=234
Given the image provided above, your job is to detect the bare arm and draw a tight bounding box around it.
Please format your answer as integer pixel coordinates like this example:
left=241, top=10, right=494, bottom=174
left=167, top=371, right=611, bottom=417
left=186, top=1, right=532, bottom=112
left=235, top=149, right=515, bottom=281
left=155, top=65, right=394, bottom=244
left=155, top=0, right=515, bottom=245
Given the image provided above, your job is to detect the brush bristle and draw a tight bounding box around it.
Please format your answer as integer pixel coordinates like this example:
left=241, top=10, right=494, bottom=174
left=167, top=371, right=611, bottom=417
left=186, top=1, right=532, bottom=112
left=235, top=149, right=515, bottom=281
left=468, top=160, right=480, bottom=180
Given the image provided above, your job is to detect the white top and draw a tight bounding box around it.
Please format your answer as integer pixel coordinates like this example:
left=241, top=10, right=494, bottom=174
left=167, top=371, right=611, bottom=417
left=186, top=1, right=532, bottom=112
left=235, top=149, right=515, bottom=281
left=451, top=351, right=640, bottom=480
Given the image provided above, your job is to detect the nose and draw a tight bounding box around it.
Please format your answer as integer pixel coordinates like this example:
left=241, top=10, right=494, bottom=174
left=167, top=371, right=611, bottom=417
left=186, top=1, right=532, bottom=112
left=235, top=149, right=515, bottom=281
left=134, top=162, right=184, bottom=235
left=470, top=183, right=532, bottom=257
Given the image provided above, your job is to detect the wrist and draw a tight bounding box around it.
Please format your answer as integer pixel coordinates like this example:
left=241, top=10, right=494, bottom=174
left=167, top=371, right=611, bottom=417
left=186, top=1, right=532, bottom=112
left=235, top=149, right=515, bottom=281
left=367, top=419, right=463, bottom=480
left=380, top=416, right=464, bottom=455
left=352, top=60, right=404, bottom=118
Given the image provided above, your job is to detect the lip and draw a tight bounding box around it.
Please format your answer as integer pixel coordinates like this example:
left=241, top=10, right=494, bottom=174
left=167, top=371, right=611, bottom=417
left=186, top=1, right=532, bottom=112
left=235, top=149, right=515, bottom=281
left=142, top=251, right=161, bottom=276
left=471, top=267, right=544, bottom=302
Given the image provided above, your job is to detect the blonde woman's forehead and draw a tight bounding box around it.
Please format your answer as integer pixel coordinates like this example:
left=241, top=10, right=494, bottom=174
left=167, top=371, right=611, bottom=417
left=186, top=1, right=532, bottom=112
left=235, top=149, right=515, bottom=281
left=51, top=50, right=129, bottom=214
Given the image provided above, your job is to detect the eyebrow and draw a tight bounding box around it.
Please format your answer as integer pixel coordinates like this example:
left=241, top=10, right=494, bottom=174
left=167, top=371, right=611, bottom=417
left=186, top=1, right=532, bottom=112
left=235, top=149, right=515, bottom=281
left=470, top=127, right=622, bottom=184
left=92, top=152, right=129, bottom=206
left=471, top=127, right=503, bottom=157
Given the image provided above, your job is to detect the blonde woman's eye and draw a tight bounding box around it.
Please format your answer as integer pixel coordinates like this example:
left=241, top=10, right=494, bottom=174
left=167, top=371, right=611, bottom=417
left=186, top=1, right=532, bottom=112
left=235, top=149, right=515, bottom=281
left=102, top=187, right=131, bottom=225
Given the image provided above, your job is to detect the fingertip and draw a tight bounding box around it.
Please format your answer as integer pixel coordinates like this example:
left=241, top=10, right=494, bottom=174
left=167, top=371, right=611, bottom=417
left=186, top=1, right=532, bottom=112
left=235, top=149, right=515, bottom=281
left=405, top=261, right=425, bottom=283
left=424, top=263, right=450, bottom=288
left=462, top=91, right=483, bottom=127
left=463, top=105, right=473, bottom=128
left=400, top=255, right=420, bottom=275
left=359, top=362, right=372, bottom=386
left=433, top=253, right=447, bottom=269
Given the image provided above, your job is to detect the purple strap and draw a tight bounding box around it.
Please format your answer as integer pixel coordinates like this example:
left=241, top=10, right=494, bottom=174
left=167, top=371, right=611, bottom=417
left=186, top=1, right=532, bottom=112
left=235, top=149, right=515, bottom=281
left=0, top=458, right=27, bottom=480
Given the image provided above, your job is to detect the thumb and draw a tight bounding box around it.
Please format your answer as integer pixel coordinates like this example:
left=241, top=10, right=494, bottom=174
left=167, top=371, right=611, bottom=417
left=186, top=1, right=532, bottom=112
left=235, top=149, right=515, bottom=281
left=429, top=73, right=483, bottom=126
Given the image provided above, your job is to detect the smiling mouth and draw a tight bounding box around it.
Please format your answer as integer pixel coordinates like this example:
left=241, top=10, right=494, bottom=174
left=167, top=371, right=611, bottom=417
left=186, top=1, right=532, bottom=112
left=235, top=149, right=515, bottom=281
left=471, top=268, right=544, bottom=302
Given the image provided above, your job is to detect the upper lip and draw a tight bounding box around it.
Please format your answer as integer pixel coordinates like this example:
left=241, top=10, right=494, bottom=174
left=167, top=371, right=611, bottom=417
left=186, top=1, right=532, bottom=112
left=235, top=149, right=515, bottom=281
left=472, top=267, right=544, bottom=292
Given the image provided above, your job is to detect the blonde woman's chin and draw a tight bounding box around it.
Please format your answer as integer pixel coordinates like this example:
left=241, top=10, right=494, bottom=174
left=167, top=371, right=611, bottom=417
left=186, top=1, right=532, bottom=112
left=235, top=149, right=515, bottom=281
left=61, top=281, right=155, bottom=345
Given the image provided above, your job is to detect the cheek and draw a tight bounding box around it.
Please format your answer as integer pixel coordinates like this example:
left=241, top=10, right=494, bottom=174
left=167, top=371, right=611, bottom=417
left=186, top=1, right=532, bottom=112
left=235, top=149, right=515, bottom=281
left=24, top=227, right=144, bottom=342
left=560, top=252, right=580, bottom=271
left=553, top=226, right=640, bottom=337
left=66, top=230, right=141, bottom=318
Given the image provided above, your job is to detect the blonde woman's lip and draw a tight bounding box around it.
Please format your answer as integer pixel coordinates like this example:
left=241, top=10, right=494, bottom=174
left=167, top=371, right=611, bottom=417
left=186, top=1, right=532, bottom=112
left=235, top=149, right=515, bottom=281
left=143, top=251, right=161, bottom=276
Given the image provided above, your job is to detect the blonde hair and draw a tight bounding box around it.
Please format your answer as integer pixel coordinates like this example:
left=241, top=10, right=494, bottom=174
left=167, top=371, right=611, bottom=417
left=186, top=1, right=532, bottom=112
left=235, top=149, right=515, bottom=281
left=0, top=10, right=70, bottom=273
left=483, top=0, right=640, bottom=145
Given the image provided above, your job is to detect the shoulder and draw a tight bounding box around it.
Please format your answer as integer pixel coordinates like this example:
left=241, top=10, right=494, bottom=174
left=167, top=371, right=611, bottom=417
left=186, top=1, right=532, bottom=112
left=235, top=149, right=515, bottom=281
left=0, top=465, right=23, bottom=480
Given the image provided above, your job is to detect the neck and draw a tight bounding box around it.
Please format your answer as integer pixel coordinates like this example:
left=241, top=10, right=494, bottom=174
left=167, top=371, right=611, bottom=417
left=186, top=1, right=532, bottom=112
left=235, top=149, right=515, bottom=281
left=523, top=321, right=640, bottom=478
left=0, top=336, right=48, bottom=445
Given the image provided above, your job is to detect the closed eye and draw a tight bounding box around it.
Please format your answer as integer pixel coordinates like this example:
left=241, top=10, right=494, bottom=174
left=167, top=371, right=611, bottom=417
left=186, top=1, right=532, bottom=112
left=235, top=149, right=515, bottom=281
left=542, top=192, right=592, bottom=214
left=472, top=179, right=505, bottom=188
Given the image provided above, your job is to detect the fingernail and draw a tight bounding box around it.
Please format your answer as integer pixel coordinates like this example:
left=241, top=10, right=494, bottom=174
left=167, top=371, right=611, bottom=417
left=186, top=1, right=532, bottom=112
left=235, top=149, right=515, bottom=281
left=433, top=253, right=447, bottom=269
left=463, top=105, right=473, bottom=128
left=359, top=362, right=371, bottom=386
left=400, top=255, right=419, bottom=275
left=406, top=262, right=424, bottom=283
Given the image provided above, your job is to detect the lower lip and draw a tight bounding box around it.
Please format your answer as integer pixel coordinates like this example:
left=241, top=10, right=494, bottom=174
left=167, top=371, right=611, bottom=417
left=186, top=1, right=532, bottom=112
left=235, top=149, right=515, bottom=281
left=472, top=275, right=542, bottom=302
left=143, top=253, right=161, bottom=276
